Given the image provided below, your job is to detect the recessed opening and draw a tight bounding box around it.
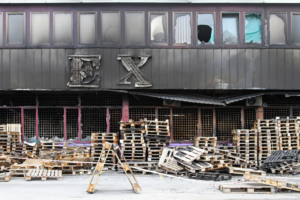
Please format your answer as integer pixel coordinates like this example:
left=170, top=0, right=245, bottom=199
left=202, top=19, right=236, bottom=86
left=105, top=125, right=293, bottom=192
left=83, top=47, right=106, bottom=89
left=197, top=13, right=214, bottom=45
left=198, top=25, right=212, bottom=43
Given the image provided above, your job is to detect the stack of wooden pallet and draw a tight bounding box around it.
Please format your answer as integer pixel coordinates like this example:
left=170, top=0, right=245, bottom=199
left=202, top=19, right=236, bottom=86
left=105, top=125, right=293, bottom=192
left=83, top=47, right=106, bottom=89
left=91, top=133, right=119, bottom=169
left=232, top=129, right=257, bottom=166
left=276, top=118, right=300, bottom=150
left=0, top=131, right=22, bottom=154
left=39, top=140, right=63, bottom=158
left=144, top=119, right=169, bottom=161
left=120, top=120, right=146, bottom=162
left=254, top=119, right=280, bottom=166
left=194, top=137, right=217, bottom=148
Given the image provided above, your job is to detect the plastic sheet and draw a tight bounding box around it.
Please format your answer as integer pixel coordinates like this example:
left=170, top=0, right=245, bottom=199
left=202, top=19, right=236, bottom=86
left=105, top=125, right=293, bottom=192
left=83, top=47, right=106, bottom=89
left=245, top=14, right=261, bottom=44
left=270, top=14, right=286, bottom=45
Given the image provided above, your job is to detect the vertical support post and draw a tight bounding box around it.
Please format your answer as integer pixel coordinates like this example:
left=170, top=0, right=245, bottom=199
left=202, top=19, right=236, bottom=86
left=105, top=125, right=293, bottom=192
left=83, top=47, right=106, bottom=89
left=64, top=108, right=67, bottom=141
left=107, top=107, right=110, bottom=133
left=21, top=108, right=24, bottom=142
left=241, top=108, right=245, bottom=129
left=78, top=107, right=81, bottom=142
left=257, top=107, right=264, bottom=120
left=290, top=107, right=293, bottom=117
left=35, top=108, right=38, bottom=140
left=122, top=94, right=129, bottom=122
left=198, top=108, right=201, bottom=137
left=170, top=108, right=173, bottom=142
left=155, top=108, right=158, bottom=120
left=213, top=108, right=216, bottom=137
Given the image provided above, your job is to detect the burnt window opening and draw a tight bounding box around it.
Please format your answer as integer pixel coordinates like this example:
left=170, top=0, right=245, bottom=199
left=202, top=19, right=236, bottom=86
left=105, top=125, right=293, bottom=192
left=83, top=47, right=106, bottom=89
left=150, top=12, right=168, bottom=44
left=269, top=13, right=287, bottom=45
left=174, top=12, right=191, bottom=45
left=198, top=25, right=212, bottom=44
left=197, top=13, right=214, bottom=45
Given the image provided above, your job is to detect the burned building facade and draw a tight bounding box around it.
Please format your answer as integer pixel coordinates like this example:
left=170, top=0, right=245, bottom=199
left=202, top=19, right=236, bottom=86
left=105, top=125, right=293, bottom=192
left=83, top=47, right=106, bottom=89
left=0, top=1, right=300, bottom=143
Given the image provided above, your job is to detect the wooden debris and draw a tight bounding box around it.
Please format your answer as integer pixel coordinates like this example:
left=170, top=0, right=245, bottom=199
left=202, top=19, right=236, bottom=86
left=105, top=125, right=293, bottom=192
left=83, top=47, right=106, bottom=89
left=228, top=167, right=266, bottom=176
left=219, top=183, right=276, bottom=194
left=0, top=172, right=11, bottom=182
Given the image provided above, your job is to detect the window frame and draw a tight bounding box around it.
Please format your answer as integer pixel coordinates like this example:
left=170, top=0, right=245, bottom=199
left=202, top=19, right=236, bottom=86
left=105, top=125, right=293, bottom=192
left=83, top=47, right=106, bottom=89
left=196, top=11, right=216, bottom=46
left=100, top=11, right=121, bottom=46
left=6, top=12, right=26, bottom=46
left=125, top=11, right=145, bottom=46
left=30, top=12, right=51, bottom=46
left=148, top=11, right=168, bottom=46
left=221, top=12, right=240, bottom=46
left=173, top=11, right=193, bottom=46
left=291, top=12, right=300, bottom=46
left=244, top=12, right=263, bottom=46
left=268, top=12, right=288, bottom=46
left=53, top=11, right=73, bottom=46
left=78, top=11, right=97, bottom=45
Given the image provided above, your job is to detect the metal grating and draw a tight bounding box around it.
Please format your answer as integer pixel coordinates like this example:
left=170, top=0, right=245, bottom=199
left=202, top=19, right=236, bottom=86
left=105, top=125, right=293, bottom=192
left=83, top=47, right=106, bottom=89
left=263, top=108, right=290, bottom=119
left=10, top=94, right=36, bottom=106
left=0, top=96, right=10, bottom=106
left=129, top=108, right=155, bottom=121
left=0, top=108, right=21, bottom=125
left=216, top=108, right=241, bottom=141
left=24, top=109, right=36, bottom=141
left=38, top=108, right=64, bottom=140
left=66, top=109, right=79, bottom=140
left=173, top=108, right=198, bottom=141
left=81, top=108, right=107, bottom=140
left=129, top=95, right=163, bottom=106
left=38, top=94, right=79, bottom=107
left=158, top=108, right=171, bottom=121
left=109, top=109, right=122, bottom=135
left=201, top=109, right=213, bottom=137
left=81, top=93, right=122, bottom=106
left=292, top=108, right=300, bottom=117
left=263, top=95, right=300, bottom=107
left=244, top=108, right=256, bottom=129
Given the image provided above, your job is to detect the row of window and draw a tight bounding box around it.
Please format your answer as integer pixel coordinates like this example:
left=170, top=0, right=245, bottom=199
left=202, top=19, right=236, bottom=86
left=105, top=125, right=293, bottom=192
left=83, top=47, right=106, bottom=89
left=0, top=11, right=297, bottom=47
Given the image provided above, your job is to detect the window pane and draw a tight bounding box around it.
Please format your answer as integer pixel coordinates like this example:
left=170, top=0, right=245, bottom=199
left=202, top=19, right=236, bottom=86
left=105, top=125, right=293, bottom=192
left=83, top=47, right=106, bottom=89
left=174, top=13, right=191, bottom=44
left=125, top=12, right=145, bottom=45
left=0, top=13, right=2, bottom=45
left=270, top=14, right=286, bottom=45
left=197, top=13, right=214, bottom=45
left=79, top=13, right=96, bottom=45
left=54, top=12, right=73, bottom=45
left=222, top=14, right=238, bottom=45
left=8, top=14, right=24, bottom=45
left=245, top=14, right=261, bottom=44
left=150, top=13, right=167, bottom=44
left=293, top=14, right=300, bottom=44
left=101, top=12, right=120, bottom=44
left=31, top=13, right=50, bottom=45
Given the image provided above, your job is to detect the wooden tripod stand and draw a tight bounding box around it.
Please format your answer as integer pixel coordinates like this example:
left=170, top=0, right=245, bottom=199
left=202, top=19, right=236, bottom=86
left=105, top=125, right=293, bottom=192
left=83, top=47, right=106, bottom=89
left=87, top=142, right=142, bottom=194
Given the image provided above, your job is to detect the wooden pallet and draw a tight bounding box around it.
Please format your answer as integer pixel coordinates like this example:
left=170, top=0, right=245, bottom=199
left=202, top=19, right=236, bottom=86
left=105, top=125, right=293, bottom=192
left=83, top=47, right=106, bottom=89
left=0, top=172, right=11, bottom=182
left=219, top=183, right=276, bottom=194
left=228, top=167, right=266, bottom=176
left=25, top=169, right=62, bottom=181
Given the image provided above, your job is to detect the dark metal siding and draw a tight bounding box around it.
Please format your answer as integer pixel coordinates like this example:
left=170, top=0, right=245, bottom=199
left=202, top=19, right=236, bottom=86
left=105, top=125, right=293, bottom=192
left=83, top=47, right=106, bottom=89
left=1, top=48, right=300, bottom=90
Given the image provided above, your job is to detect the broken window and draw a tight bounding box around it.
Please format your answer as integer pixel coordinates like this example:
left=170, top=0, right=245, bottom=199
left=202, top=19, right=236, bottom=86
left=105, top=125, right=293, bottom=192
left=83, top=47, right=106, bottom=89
left=0, top=13, right=2, bottom=45
left=101, top=12, right=120, bottom=45
left=222, top=14, right=239, bottom=45
left=31, top=12, right=50, bottom=45
left=54, top=12, right=73, bottom=45
left=7, top=13, right=25, bottom=45
left=245, top=14, right=262, bottom=44
left=197, top=13, right=214, bottom=45
left=79, top=12, right=96, bottom=45
left=125, top=12, right=145, bottom=46
left=292, top=14, right=300, bottom=44
left=150, top=12, right=167, bottom=44
left=174, top=12, right=191, bottom=45
left=269, top=13, right=286, bottom=45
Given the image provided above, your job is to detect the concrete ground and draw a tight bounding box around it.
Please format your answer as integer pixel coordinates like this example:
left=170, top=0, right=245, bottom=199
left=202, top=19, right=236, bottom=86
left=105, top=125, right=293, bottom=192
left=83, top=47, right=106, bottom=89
left=0, top=171, right=300, bottom=200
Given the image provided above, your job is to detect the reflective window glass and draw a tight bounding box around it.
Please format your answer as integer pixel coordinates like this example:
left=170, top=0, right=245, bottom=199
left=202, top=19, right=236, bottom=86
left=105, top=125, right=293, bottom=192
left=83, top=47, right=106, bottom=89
left=292, top=14, right=300, bottom=44
left=222, top=14, right=239, bottom=45
left=125, top=12, right=145, bottom=46
left=150, top=12, right=167, bottom=44
left=31, top=13, right=50, bottom=45
left=174, top=13, right=191, bottom=45
left=245, top=14, right=262, bottom=44
left=0, top=13, right=2, bottom=45
left=101, top=12, right=120, bottom=45
left=54, top=12, right=73, bottom=45
left=197, top=13, right=214, bottom=45
left=79, top=13, right=96, bottom=45
left=7, top=13, right=24, bottom=45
